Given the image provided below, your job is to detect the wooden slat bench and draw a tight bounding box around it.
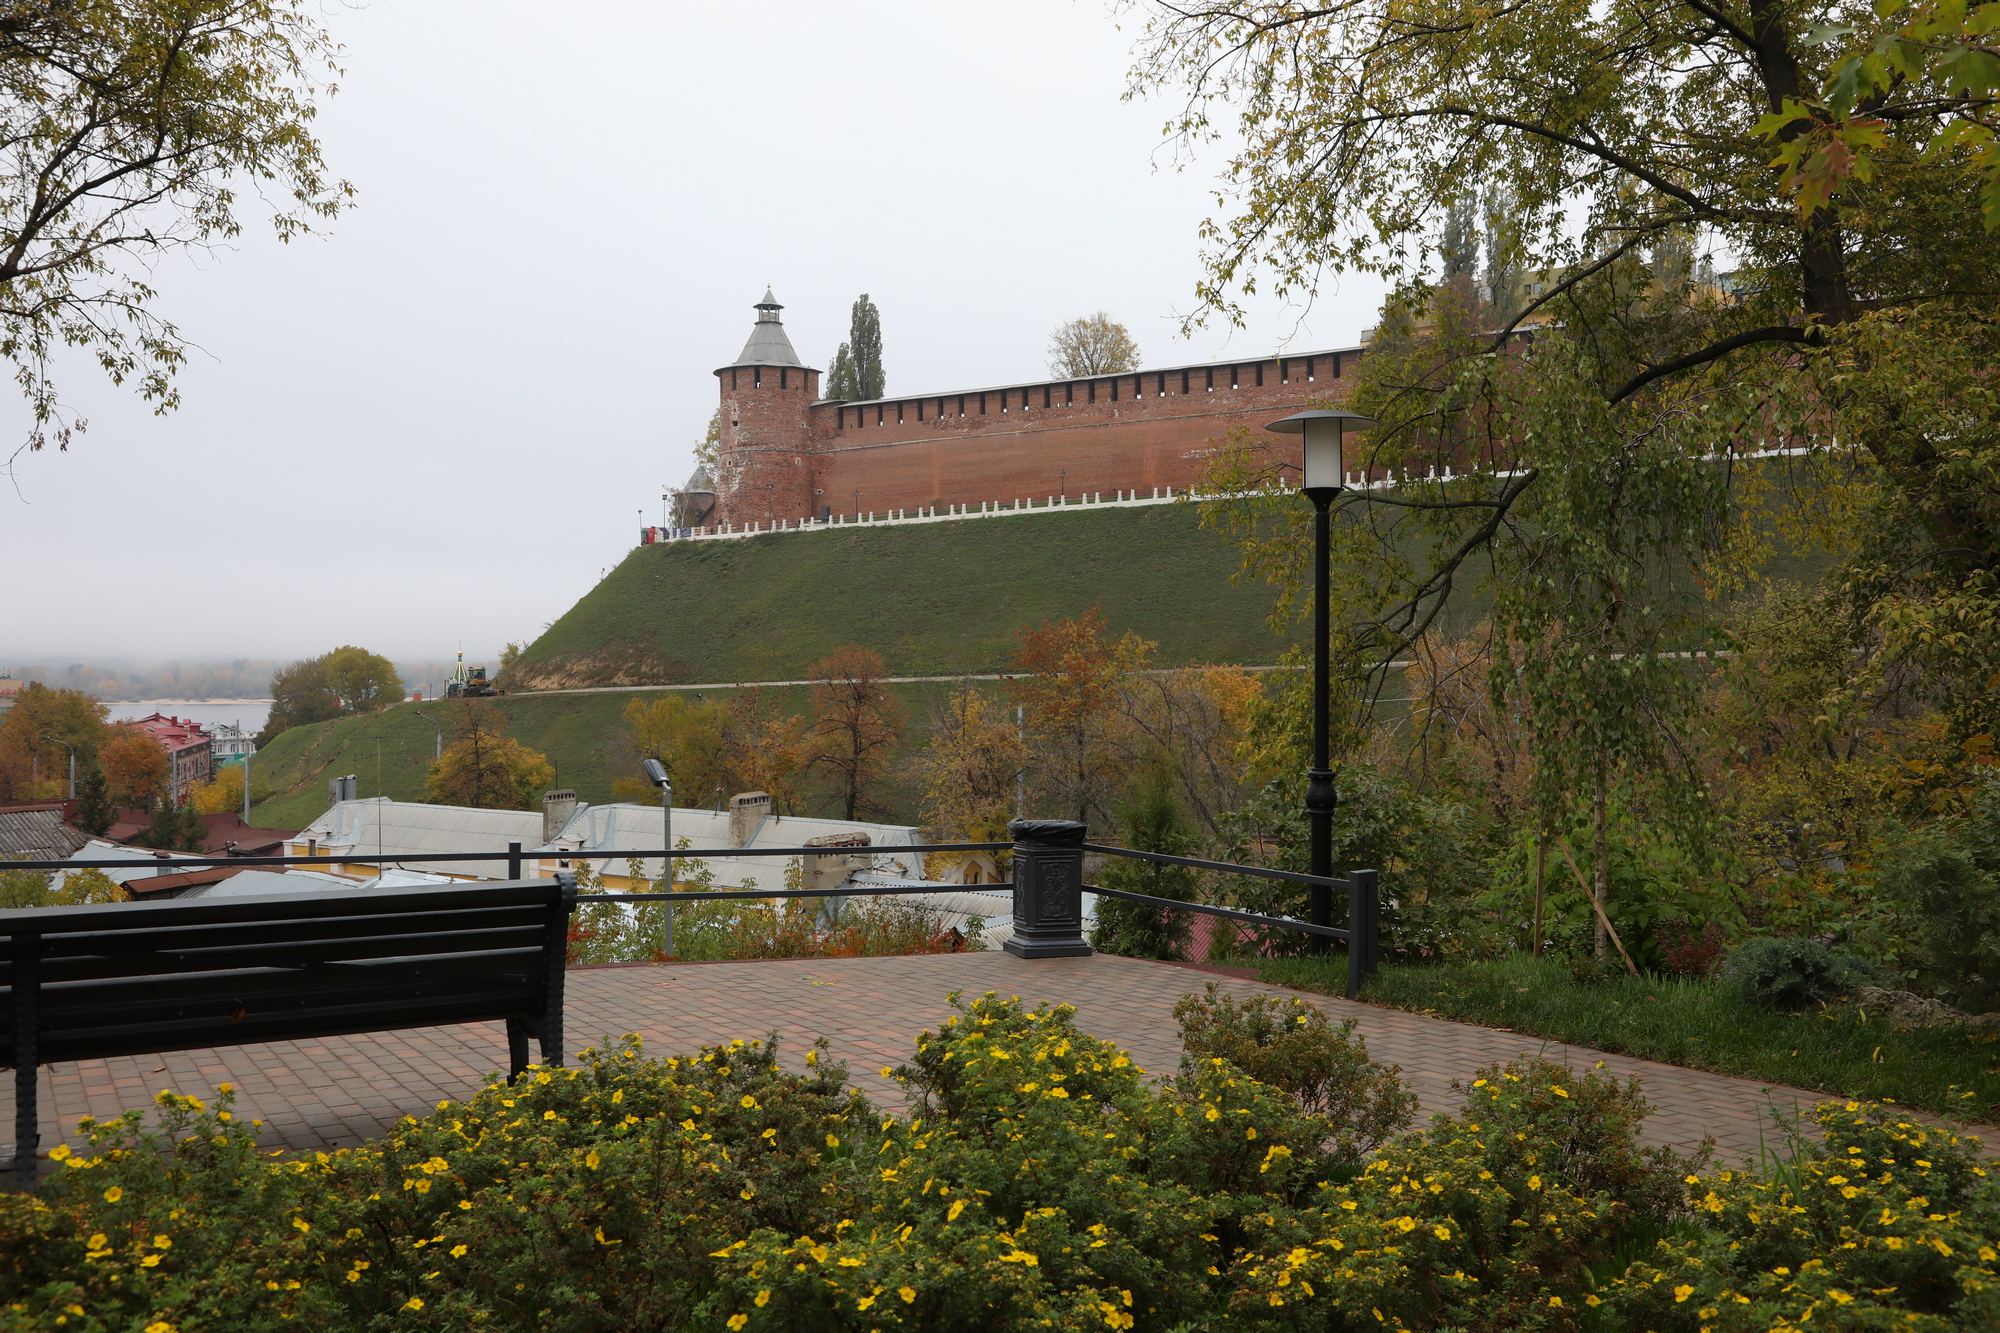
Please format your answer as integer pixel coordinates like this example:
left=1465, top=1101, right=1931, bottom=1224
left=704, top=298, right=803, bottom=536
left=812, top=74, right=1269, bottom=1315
left=2, top=877, right=577, bottom=1186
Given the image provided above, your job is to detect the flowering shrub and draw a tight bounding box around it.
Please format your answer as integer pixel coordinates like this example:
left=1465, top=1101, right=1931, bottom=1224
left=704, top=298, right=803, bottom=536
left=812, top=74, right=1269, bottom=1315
left=1599, top=1095, right=1999, bottom=1330
left=1172, top=982, right=1417, bottom=1160
left=1, top=995, right=1992, bottom=1331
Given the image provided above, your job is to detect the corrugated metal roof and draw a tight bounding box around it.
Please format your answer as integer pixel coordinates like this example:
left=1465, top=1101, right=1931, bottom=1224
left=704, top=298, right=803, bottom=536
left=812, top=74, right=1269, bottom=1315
left=189, top=869, right=358, bottom=898
left=0, top=808, right=84, bottom=859
left=537, top=802, right=923, bottom=887
left=294, top=798, right=546, bottom=880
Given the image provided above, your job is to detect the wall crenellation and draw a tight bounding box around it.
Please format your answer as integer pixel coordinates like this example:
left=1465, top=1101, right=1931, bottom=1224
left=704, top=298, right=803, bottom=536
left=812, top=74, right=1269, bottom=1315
left=706, top=291, right=1362, bottom=529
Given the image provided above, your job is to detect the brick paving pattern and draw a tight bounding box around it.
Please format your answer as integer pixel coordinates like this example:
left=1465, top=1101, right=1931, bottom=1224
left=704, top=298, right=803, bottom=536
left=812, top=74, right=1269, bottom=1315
left=4, top=952, right=1957, bottom=1176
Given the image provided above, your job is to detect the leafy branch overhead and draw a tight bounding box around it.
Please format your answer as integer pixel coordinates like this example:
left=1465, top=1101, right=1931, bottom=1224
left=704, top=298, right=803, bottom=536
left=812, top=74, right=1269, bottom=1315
left=1759, top=0, right=2000, bottom=228
left=0, top=0, right=352, bottom=455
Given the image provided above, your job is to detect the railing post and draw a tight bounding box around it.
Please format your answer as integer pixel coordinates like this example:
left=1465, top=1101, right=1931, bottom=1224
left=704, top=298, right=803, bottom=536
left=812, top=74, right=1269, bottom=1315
left=1345, top=868, right=1379, bottom=1000
left=508, top=841, right=522, bottom=881
left=12, top=934, right=39, bottom=1189
left=1003, top=819, right=1091, bottom=959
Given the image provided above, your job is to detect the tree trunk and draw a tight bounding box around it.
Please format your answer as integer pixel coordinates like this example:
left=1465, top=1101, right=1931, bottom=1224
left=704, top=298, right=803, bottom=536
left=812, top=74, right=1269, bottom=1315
left=1592, top=762, right=1610, bottom=960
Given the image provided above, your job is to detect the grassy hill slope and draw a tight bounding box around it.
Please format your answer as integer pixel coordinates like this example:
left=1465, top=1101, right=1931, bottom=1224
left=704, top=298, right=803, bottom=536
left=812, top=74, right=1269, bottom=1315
left=507, top=503, right=1298, bottom=689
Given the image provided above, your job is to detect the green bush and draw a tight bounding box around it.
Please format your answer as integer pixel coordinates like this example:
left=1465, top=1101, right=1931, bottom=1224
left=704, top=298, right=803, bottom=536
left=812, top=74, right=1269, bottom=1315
left=3, top=994, right=1993, bottom=1331
left=1876, top=775, right=2000, bottom=1011
left=1721, top=935, right=1882, bottom=1010
left=1090, top=762, right=1201, bottom=961
left=1220, top=766, right=1501, bottom=963
left=1170, top=982, right=1416, bottom=1161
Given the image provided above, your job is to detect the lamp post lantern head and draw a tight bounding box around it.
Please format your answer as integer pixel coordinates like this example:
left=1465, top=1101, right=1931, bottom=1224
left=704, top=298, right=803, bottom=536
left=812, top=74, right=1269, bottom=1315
left=642, top=759, right=670, bottom=790
left=1266, top=409, right=1381, bottom=496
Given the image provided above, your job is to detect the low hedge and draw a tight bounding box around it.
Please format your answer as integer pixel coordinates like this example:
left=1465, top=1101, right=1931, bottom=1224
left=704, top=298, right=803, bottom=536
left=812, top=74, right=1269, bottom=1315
left=2, top=991, right=1994, bottom=1331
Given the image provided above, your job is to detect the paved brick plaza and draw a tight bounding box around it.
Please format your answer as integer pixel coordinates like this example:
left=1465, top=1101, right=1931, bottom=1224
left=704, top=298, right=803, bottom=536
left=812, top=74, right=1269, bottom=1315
left=3, top=952, right=1937, bottom=1175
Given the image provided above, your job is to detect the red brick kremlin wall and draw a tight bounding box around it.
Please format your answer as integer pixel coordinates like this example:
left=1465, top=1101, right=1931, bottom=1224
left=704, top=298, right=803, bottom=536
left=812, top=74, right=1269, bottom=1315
left=713, top=349, right=1364, bottom=526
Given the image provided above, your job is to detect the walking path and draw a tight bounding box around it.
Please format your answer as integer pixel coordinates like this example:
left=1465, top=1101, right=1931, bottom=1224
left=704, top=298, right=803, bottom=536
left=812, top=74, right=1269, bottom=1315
left=4, top=952, right=1954, bottom=1178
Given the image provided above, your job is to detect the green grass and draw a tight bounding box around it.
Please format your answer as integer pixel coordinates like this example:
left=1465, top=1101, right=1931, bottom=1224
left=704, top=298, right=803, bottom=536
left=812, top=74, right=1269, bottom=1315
left=509, top=503, right=1301, bottom=688
left=245, top=679, right=1004, bottom=831
left=1256, top=953, right=2000, bottom=1124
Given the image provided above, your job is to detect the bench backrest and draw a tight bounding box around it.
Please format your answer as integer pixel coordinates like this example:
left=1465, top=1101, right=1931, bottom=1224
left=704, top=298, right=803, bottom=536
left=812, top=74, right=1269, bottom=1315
left=1, top=880, right=575, bottom=1068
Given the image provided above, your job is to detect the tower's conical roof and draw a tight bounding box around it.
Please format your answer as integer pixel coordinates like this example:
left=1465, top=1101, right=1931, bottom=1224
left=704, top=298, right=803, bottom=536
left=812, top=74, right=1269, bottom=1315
left=723, top=288, right=805, bottom=369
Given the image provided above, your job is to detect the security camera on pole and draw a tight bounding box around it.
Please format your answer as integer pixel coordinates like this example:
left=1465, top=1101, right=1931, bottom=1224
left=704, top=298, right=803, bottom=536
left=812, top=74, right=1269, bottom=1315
left=1264, top=409, right=1379, bottom=952
left=642, top=758, right=674, bottom=957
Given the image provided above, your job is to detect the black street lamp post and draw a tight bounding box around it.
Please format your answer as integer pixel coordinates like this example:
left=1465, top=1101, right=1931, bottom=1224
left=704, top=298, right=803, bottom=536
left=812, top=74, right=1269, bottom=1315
left=1265, top=409, right=1379, bottom=951
left=643, top=758, right=674, bottom=957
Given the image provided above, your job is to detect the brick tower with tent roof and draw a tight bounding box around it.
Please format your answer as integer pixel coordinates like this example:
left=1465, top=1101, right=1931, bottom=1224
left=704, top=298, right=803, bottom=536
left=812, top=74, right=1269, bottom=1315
left=713, top=288, right=820, bottom=526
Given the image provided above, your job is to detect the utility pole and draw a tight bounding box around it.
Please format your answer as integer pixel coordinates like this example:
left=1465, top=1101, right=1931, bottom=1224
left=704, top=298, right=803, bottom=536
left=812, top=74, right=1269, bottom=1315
left=42, top=737, right=76, bottom=800
left=643, top=759, right=674, bottom=958
left=413, top=710, right=443, bottom=761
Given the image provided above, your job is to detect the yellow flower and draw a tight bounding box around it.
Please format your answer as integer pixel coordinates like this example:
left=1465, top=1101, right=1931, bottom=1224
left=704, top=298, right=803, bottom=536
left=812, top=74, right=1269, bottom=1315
left=1394, top=1217, right=1417, bottom=1233
left=144, top=1324, right=175, bottom=1333
left=153, top=1235, right=171, bottom=1248
left=140, top=1255, right=162, bottom=1267
left=899, top=1286, right=917, bottom=1302
left=1551, top=1087, right=1568, bottom=1098
left=1433, top=1225, right=1451, bottom=1240
left=825, top=1134, right=840, bottom=1148
left=755, top=1289, right=772, bottom=1307
left=1674, top=1285, right=1695, bottom=1303
left=1549, top=1296, right=1563, bottom=1307
left=585, top=1151, right=601, bottom=1170
left=103, top=1186, right=123, bottom=1203
left=403, top=1298, right=424, bottom=1311
left=48, top=1145, right=70, bottom=1161
left=1585, top=1295, right=1603, bottom=1307
left=727, top=1317, right=748, bottom=1331
left=948, top=1199, right=966, bottom=1221
left=450, top=1244, right=468, bottom=1258
left=740, top=1095, right=758, bottom=1109
left=87, top=1233, right=108, bottom=1249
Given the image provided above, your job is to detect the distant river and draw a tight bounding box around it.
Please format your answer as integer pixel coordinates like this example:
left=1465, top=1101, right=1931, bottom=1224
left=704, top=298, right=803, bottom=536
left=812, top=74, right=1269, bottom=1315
left=109, top=700, right=272, bottom=735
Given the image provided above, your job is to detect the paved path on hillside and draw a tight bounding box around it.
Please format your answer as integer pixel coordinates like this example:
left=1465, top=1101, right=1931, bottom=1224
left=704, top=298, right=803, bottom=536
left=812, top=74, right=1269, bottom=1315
left=4, top=953, right=1958, bottom=1179
left=514, top=666, right=1301, bottom=697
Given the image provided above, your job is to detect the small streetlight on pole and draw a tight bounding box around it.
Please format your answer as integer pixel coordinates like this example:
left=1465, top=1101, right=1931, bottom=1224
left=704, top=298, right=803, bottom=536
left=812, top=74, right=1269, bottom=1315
left=642, top=758, right=674, bottom=958
left=42, top=737, right=76, bottom=800
left=412, top=710, right=444, bottom=762
left=1265, top=409, right=1379, bottom=952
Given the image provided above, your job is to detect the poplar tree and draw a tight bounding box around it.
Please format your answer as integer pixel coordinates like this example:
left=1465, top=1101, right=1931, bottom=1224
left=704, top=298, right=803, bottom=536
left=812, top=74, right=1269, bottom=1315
left=825, top=294, right=885, bottom=400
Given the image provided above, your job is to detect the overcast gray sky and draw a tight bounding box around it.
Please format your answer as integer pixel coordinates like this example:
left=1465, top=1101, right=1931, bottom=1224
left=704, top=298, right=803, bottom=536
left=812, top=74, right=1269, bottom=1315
left=4, top=0, right=1386, bottom=667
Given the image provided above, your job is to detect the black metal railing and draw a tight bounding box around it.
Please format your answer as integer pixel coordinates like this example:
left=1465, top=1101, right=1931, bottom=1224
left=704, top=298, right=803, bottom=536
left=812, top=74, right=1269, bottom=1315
left=7, top=822, right=1382, bottom=997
